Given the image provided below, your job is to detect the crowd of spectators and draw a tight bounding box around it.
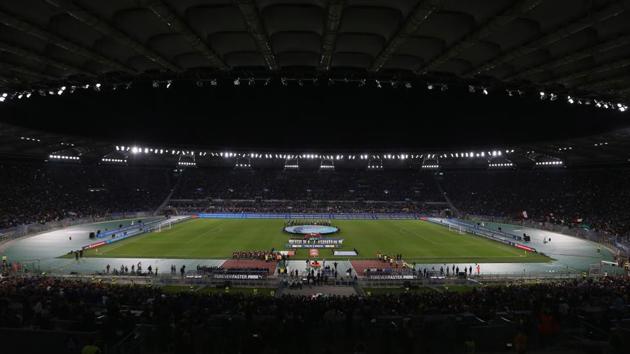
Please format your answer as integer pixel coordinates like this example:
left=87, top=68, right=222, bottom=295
left=170, top=199, right=426, bottom=215
left=174, top=168, right=441, bottom=201
left=0, top=276, right=628, bottom=353
left=3, top=161, right=630, bottom=242
left=0, top=162, right=173, bottom=230
left=439, top=168, right=630, bottom=239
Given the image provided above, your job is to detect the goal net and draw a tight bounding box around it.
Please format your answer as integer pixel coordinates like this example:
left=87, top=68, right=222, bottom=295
left=448, top=224, right=465, bottom=234
left=156, top=221, right=172, bottom=233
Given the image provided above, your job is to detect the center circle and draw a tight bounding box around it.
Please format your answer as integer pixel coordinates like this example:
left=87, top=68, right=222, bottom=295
left=283, top=225, right=339, bottom=235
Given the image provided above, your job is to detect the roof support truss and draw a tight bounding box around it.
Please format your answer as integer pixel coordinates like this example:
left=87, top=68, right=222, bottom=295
left=545, top=57, right=630, bottom=87
left=0, top=60, right=58, bottom=82
left=416, top=0, right=543, bottom=74
left=233, top=0, right=278, bottom=70
left=319, top=0, right=345, bottom=71
left=370, top=0, right=441, bottom=72
left=0, top=9, right=136, bottom=74
left=142, top=0, right=228, bottom=70
left=506, top=33, right=630, bottom=82
left=465, top=1, right=625, bottom=78
left=0, top=41, right=93, bottom=76
left=579, top=72, right=630, bottom=92
left=44, top=0, right=183, bottom=73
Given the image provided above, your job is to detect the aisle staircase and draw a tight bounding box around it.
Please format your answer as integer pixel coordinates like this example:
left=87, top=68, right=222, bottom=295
left=433, top=176, right=461, bottom=216
left=153, top=172, right=184, bottom=216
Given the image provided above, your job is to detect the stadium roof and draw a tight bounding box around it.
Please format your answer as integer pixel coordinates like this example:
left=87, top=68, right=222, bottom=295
left=0, top=0, right=629, bottom=100
left=1, top=0, right=630, bottom=151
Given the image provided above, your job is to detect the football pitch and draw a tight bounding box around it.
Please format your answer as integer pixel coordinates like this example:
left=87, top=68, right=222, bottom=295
left=79, top=218, right=550, bottom=263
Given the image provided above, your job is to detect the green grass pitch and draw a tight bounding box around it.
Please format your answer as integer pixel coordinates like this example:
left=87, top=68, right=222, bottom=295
left=78, top=218, right=551, bottom=263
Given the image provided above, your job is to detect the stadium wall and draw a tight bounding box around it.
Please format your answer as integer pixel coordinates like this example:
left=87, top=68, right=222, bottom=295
left=0, top=211, right=153, bottom=245
left=466, top=214, right=630, bottom=257
left=81, top=216, right=191, bottom=250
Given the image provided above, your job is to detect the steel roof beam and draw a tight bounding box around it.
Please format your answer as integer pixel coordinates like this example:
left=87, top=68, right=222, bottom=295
left=0, top=60, right=58, bottom=81
left=319, top=0, right=345, bottom=71
left=0, top=74, right=20, bottom=86
left=546, top=57, right=630, bottom=87
left=465, top=1, right=625, bottom=78
left=578, top=72, right=630, bottom=92
left=416, top=0, right=543, bottom=75
left=506, top=33, right=630, bottom=82
left=44, top=0, right=183, bottom=73
left=0, top=9, right=136, bottom=74
left=233, top=0, right=278, bottom=70
left=0, top=41, right=93, bottom=76
left=141, top=0, right=228, bottom=70
left=370, top=0, right=441, bottom=72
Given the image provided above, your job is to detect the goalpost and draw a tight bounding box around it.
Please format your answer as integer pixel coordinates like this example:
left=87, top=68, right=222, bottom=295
left=448, top=224, right=464, bottom=234
left=156, top=221, right=172, bottom=233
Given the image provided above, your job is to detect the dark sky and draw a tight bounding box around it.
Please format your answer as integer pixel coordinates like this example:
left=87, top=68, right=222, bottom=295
left=1, top=82, right=628, bottom=150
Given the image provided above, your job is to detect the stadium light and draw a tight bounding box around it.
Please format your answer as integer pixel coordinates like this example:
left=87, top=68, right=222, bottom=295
left=49, top=154, right=80, bottom=161
left=102, top=158, right=126, bottom=163
left=489, top=162, right=513, bottom=168
left=536, top=160, right=563, bottom=166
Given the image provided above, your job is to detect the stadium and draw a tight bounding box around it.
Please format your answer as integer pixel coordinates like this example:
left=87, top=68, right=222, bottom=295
left=1, top=1, right=630, bottom=353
